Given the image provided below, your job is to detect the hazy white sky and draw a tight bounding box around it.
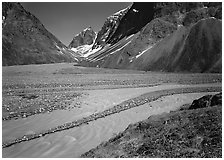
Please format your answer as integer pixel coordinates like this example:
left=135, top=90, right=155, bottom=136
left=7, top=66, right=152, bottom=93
left=22, top=2, right=131, bottom=46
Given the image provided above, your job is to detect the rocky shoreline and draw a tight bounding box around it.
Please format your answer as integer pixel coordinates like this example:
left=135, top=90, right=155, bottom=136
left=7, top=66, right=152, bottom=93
left=2, top=84, right=160, bottom=121
left=82, top=92, right=222, bottom=158
left=2, top=86, right=221, bottom=148
left=2, top=92, right=83, bottom=121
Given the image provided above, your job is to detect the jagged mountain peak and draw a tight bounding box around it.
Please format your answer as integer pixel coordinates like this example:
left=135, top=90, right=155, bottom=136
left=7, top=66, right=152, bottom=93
left=83, top=26, right=93, bottom=32
left=108, top=6, right=130, bottom=19
left=69, top=26, right=96, bottom=49
left=73, top=26, right=96, bottom=39
left=92, top=6, right=130, bottom=49
left=92, top=3, right=155, bottom=49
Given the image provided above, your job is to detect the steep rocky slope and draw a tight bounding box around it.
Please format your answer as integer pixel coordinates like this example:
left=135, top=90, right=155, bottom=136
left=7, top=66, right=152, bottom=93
left=76, top=3, right=155, bottom=57
left=128, top=17, right=222, bottom=73
left=92, top=6, right=130, bottom=49
left=2, top=2, right=79, bottom=66
left=79, top=2, right=221, bottom=73
left=99, top=18, right=178, bottom=69
left=105, top=2, right=155, bottom=45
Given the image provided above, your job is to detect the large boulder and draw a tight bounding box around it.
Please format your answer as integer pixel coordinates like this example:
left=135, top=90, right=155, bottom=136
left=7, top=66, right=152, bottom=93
left=189, top=92, right=222, bottom=110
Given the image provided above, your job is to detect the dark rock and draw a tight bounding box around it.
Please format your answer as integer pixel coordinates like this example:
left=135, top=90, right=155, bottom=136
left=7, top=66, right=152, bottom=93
left=107, top=2, right=155, bottom=45
left=189, top=92, right=222, bottom=110
left=92, top=5, right=130, bottom=49
left=20, top=94, right=39, bottom=99
left=189, top=95, right=212, bottom=109
left=92, top=3, right=156, bottom=49
left=210, top=92, right=222, bottom=106
left=214, top=5, right=222, bottom=19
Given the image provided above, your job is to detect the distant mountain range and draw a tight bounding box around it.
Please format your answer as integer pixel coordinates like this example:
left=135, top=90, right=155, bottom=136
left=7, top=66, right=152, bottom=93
left=2, top=2, right=80, bottom=66
left=76, top=2, right=222, bottom=73
left=2, top=2, right=222, bottom=73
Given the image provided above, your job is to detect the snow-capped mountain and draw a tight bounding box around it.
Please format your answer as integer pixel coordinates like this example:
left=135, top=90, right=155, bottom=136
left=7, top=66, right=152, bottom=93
left=79, top=2, right=222, bottom=73
left=2, top=2, right=80, bottom=66
left=92, top=6, right=130, bottom=49
left=68, top=26, right=97, bottom=56
left=91, top=2, right=155, bottom=49
left=74, top=2, right=155, bottom=59
left=69, top=27, right=96, bottom=49
left=69, top=5, right=131, bottom=57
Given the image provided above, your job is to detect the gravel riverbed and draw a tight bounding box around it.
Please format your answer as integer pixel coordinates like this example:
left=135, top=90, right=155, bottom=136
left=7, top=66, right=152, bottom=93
left=2, top=86, right=221, bottom=148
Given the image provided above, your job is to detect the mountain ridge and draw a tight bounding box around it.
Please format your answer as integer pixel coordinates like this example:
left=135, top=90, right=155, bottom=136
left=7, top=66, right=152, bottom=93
left=2, top=2, right=80, bottom=66
left=77, top=2, right=222, bottom=73
left=3, top=2, right=222, bottom=72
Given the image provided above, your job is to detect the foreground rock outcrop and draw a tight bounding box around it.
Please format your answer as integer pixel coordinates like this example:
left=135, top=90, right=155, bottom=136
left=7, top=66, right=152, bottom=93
left=189, top=92, right=222, bottom=109
left=82, top=92, right=222, bottom=158
left=2, top=2, right=80, bottom=66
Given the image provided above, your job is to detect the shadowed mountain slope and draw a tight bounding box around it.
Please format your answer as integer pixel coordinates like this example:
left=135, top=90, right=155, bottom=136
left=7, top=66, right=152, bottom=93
left=2, top=2, right=79, bottom=66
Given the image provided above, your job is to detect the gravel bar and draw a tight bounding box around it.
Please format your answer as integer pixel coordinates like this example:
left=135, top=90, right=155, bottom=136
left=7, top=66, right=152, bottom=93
left=2, top=86, right=221, bottom=148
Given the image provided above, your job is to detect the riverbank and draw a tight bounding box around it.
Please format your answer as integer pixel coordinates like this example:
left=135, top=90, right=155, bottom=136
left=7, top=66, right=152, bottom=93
left=3, top=86, right=221, bottom=157
left=82, top=93, right=222, bottom=158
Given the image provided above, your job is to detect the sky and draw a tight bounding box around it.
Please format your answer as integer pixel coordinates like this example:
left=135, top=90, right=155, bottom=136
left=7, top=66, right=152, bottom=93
left=21, top=2, right=132, bottom=46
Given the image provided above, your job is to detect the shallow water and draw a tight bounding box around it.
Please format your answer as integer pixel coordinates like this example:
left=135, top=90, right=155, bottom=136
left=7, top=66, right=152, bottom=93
left=3, top=84, right=188, bottom=142
left=3, top=92, right=217, bottom=158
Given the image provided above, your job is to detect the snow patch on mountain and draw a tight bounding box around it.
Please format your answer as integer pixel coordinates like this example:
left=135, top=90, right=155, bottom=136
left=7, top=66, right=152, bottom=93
left=84, top=47, right=102, bottom=58
left=110, top=41, right=132, bottom=55
left=2, top=16, right=5, bottom=24
left=71, top=44, right=93, bottom=53
left=83, top=26, right=93, bottom=32
left=132, top=9, right=139, bottom=13
left=135, top=44, right=155, bottom=59
left=55, top=44, right=65, bottom=55
left=58, top=50, right=64, bottom=55
left=55, top=44, right=61, bottom=50
left=125, top=34, right=135, bottom=40
left=113, top=7, right=129, bottom=16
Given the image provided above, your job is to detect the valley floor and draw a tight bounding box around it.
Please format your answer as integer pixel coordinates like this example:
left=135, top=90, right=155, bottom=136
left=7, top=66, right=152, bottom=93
left=2, top=63, right=222, bottom=158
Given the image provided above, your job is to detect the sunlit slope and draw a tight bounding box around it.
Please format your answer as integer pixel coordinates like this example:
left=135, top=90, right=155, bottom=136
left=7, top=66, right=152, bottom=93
left=92, top=18, right=221, bottom=73
left=131, top=18, right=221, bottom=72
